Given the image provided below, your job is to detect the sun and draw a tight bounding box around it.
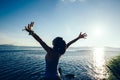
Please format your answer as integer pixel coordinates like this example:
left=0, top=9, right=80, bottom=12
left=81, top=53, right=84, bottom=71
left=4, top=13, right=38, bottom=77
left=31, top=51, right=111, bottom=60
left=93, top=28, right=103, bottom=37
left=94, top=29, right=102, bottom=36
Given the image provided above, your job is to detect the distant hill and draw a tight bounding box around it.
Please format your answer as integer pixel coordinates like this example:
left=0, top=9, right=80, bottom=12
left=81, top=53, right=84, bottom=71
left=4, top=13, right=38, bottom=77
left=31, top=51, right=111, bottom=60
left=0, top=44, right=16, bottom=47
left=0, top=44, right=39, bottom=48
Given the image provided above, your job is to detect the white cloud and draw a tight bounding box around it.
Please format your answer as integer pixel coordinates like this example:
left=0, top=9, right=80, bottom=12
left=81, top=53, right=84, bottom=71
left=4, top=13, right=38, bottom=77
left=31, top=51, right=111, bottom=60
left=79, top=0, right=85, bottom=2
left=70, top=0, right=77, bottom=2
left=61, top=0, right=65, bottom=2
left=61, top=0, right=85, bottom=2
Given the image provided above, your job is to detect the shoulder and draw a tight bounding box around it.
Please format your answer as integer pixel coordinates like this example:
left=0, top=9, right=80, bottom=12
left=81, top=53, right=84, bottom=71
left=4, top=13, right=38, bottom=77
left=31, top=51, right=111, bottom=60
left=46, top=47, right=53, bottom=55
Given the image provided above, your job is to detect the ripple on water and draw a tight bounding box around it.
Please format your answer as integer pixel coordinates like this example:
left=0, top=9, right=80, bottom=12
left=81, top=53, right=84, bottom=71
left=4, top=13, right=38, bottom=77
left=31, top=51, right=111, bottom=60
left=0, top=49, right=117, bottom=80
left=0, top=51, right=45, bottom=80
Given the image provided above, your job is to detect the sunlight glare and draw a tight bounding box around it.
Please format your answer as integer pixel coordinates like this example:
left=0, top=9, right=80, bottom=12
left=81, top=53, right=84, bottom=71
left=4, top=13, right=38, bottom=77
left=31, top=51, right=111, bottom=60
left=93, top=48, right=108, bottom=79
left=93, top=28, right=103, bottom=37
left=93, top=48, right=105, bottom=67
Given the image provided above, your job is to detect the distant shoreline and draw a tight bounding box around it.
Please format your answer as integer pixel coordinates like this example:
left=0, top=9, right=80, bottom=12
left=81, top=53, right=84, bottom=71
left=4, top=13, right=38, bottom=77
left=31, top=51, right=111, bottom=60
left=0, top=44, right=120, bottom=49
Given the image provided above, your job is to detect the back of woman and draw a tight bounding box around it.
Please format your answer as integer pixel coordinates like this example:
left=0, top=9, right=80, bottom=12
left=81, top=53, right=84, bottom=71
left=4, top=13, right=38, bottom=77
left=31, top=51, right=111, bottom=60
left=45, top=50, right=61, bottom=80
left=24, top=22, right=87, bottom=80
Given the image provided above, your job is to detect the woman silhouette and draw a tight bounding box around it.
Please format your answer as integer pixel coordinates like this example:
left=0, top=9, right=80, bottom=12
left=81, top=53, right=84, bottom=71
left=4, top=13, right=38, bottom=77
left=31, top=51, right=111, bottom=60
left=24, top=22, right=87, bottom=80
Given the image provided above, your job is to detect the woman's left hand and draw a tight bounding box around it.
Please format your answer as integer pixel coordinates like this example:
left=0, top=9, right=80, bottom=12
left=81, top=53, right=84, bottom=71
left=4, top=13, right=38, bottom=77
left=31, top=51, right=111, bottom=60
left=23, top=22, right=34, bottom=33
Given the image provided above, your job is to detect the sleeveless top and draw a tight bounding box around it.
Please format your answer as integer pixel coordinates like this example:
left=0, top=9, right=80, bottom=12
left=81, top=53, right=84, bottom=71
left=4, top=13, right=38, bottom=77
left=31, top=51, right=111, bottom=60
left=45, top=51, right=61, bottom=78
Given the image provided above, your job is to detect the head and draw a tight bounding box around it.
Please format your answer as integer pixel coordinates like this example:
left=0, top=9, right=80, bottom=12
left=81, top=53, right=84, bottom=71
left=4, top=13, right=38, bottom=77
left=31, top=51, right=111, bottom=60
left=52, top=37, right=66, bottom=55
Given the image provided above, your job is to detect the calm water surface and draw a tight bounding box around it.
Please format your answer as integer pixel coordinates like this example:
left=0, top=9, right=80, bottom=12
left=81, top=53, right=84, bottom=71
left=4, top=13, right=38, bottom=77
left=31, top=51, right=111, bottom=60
left=0, top=46, right=120, bottom=80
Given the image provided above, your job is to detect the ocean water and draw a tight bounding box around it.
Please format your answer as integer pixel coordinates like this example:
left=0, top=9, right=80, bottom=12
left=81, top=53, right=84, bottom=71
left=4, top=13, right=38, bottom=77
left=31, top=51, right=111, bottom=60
left=0, top=46, right=120, bottom=80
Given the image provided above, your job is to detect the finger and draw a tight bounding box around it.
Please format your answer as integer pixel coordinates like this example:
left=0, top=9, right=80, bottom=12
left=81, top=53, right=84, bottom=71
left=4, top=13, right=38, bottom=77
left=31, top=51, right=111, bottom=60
left=25, top=26, right=29, bottom=31
left=83, top=33, right=87, bottom=37
left=31, top=22, right=34, bottom=24
left=83, top=33, right=86, bottom=35
left=30, top=24, right=32, bottom=27
left=84, top=35, right=87, bottom=38
left=80, top=32, right=82, bottom=35
left=84, top=33, right=87, bottom=36
left=28, top=24, right=30, bottom=28
left=30, top=22, right=32, bottom=27
left=31, top=22, right=34, bottom=26
left=28, top=24, right=30, bottom=27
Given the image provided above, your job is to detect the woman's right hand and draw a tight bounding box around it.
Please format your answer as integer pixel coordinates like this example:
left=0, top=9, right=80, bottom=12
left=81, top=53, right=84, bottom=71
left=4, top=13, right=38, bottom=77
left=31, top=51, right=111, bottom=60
left=78, top=32, right=87, bottom=39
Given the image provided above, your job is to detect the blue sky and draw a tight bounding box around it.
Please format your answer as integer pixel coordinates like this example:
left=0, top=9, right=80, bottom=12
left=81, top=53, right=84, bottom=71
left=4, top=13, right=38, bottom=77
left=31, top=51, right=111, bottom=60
left=0, top=0, right=120, bottom=47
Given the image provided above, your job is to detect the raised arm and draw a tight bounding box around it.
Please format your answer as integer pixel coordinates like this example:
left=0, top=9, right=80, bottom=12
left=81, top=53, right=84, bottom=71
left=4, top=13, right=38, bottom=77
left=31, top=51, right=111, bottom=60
left=66, top=32, right=87, bottom=49
left=30, top=32, right=51, bottom=53
left=24, top=22, right=51, bottom=53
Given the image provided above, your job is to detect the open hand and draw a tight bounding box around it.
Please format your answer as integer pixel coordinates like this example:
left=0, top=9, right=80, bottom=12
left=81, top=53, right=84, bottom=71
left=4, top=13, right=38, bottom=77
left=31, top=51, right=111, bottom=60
left=78, top=32, right=87, bottom=39
left=23, top=22, right=34, bottom=32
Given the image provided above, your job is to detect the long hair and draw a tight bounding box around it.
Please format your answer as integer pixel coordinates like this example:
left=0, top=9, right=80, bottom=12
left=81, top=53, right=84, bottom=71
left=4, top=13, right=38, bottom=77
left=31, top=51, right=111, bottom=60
left=52, top=37, right=66, bottom=55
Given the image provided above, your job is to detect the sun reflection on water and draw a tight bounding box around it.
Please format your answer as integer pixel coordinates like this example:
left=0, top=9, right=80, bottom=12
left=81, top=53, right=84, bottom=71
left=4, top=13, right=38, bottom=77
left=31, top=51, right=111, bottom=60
left=93, top=48, right=108, bottom=80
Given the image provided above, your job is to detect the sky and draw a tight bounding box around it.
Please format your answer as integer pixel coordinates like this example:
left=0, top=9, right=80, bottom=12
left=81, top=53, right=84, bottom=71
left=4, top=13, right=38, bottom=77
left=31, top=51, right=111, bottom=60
left=0, top=0, right=120, bottom=47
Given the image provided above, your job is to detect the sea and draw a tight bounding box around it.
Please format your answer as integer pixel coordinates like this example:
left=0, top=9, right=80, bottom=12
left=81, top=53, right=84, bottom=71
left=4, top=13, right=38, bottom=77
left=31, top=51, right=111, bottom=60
left=0, top=45, right=120, bottom=80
